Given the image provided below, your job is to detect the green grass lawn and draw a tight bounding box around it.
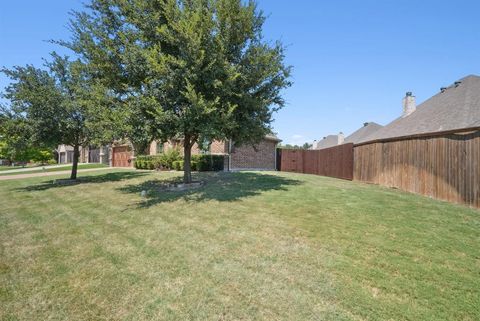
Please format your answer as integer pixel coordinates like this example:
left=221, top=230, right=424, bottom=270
left=0, top=164, right=38, bottom=171
left=0, top=170, right=478, bottom=320
left=0, top=163, right=108, bottom=176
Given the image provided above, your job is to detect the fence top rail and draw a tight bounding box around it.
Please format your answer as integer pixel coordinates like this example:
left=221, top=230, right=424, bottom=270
left=354, top=126, right=480, bottom=147
left=278, top=143, right=354, bottom=153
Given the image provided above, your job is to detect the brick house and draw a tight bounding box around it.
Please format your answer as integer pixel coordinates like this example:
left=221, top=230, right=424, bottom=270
left=111, top=135, right=281, bottom=171
left=57, top=144, right=110, bottom=165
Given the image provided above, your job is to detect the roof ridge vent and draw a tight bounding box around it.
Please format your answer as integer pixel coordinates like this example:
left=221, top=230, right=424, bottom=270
left=440, top=87, right=447, bottom=93
left=454, top=81, right=462, bottom=87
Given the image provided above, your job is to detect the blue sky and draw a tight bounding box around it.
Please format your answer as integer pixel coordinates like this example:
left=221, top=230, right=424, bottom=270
left=1, top=1, right=479, bottom=145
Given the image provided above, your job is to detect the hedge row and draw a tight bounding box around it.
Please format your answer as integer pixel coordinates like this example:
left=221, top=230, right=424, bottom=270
left=135, top=153, right=225, bottom=172
left=193, top=154, right=224, bottom=171
left=171, top=155, right=225, bottom=172
left=134, top=148, right=182, bottom=170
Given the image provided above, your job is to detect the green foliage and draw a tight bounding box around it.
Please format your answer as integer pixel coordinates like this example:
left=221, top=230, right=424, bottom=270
left=0, top=116, right=34, bottom=162
left=160, top=148, right=182, bottom=169
left=0, top=140, right=6, bottom=160
left=134, top=149, right=183, bottom=170
left=1, top=54, right=112, bottom=179
left=169, top=155, right=225, bottom=172
left=172, top=160, right=183, bottom=171
left=191, top=154, right=225, bottom=171
left=66, top=0, right=291, bottom=182
left=278, top=143, right=313, bottom=150
left=29, top=149, right=55, bottom=164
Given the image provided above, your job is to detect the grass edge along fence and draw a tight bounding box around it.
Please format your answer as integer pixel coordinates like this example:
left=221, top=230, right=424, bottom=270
left=279, top=128, right=480, bottom=208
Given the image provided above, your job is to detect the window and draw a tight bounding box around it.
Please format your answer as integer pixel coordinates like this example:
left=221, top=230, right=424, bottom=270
left=156, top=142, right=164, bottom=154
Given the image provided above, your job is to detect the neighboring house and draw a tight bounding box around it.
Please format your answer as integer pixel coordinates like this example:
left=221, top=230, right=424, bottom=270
left=353, top=74, right=480, bottom=207
left=312, top=132, right=344, bottom=150
left=57, top=145, right=74, bottom=164
left=112, top=135, right=281, bottom=171
left=344, top=122, right=383, bottom=144
left=358, top=75, right=480, bottom=144
left=57, top=144, right=110, bottom=165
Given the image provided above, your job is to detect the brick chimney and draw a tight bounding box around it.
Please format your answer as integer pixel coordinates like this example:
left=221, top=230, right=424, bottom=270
left=402, top=92, right=416, bottom=117
left=338, top=132, right=345, bottom=145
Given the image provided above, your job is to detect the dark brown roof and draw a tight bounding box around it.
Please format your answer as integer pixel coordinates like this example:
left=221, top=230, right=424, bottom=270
left=359, top=75, right=480, bottom=143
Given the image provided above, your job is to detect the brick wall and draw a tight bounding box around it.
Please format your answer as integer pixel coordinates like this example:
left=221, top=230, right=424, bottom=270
left=147, top=138, right=277, bottom=171
left=210, top=140, right=228, bottom=154
left=150, top=140, right=227, bottom=155
left=230, top=139, right=277, bottom=170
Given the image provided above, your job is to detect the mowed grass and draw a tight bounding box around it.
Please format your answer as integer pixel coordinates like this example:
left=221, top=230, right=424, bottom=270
left=0, top=170, right=478, bottom=321
left=0, top=165, right=38, bottom=171
left=0, top=163, right=108, bottom=176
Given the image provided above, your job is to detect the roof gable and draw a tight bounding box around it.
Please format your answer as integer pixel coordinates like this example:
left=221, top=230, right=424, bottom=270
left=344, top=122, right=383, bottom=144
left=314, top=135, right=339, bottom=150
left=359, top=75, right=480, bottom=143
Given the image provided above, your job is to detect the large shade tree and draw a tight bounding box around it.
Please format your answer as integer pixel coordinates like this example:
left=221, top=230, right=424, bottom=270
left=65, top=0, right=291, bottom=183
left=1, top=54, right=111, bottom=179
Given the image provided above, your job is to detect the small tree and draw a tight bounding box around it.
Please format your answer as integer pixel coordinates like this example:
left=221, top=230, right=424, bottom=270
left=66, top=0, right=291, bottom=183
left=2, top=54, right=107, bottom=179
left=30, top=149, right=54, bottom=165
left=302, top=142, right=313, bottom=150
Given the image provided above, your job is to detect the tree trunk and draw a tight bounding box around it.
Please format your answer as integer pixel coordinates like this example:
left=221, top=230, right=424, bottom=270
left=71, top=144, right=80, bottom=180
left=183, top=141, right=192, bottom=184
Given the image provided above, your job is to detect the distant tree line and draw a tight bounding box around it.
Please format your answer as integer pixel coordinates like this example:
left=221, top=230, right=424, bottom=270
left=278, top=142, right=312, bottom=150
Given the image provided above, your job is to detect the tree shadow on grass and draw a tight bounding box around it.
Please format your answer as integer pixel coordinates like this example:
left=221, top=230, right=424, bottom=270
left=118, top=171, right=303, bottom=208
left=16, top=171, right=148, bottom=192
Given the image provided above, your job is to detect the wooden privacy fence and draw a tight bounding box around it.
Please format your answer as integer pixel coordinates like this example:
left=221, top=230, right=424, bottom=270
left=278, top=129, right=480, bottom=208
left=279, top=143, right=354, bottom=180
left=354, top=130, right=480, bottom=208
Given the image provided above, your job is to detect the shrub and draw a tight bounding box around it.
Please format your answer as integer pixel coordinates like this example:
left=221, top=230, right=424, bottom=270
left=160, top=148, right=182, bottom=169
left=172, top=160, right=183, bottom=171
left=191, top=155, right=225, bottom=171
left=148, top=161, right=155, bottom=170
left=134, top=148, right=183, bottom=171
left=152, top=157, right=163, bottom=169
left=134, top=154, right=175, bottom=170
left=190, top=161, right=198, bottom=171
left=137, top=154, right=224, bottom=172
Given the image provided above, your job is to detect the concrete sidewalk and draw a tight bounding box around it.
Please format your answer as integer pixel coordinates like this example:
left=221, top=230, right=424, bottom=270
left=0, top=168, right=129, bottom=181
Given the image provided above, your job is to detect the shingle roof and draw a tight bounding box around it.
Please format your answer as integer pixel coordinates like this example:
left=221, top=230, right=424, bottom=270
left=264, top=134, right=282, bottom=142
left=314, top=135, right=340, bottom=150
left=359, top=75, right=480, bottom=144
left=344, top=122, right=383, bottom=144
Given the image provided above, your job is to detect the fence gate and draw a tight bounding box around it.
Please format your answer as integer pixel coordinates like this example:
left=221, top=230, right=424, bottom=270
left=279, top=144, right=354, bottom=180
